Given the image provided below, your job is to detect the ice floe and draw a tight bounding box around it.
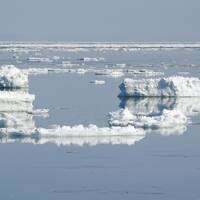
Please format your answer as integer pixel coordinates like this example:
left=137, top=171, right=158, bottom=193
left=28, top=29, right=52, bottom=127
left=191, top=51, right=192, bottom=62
left=95, top=69, right=124, bottom=78
left=109, top=108, right=188, bottom=129
left=27, top=57, right=53, bottom=63
left=0, top=65, right=28, bottom=88
left=90, top=80, right=105, bottom=85
left=119, top=76, right=200, bottom=97
left=0, top=125, right=145, bottom=146
left=78, top=57, right=105, bottom=62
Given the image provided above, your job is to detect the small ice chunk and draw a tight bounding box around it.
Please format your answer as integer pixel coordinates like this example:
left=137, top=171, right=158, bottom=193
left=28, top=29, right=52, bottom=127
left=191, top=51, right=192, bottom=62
left=90, top=80, right=105, bottom=85
left=95, top=69, right=124, bottom=78
left=27, top=57, right=52, bottom=63
left=79, top=57, right=104, bottom=62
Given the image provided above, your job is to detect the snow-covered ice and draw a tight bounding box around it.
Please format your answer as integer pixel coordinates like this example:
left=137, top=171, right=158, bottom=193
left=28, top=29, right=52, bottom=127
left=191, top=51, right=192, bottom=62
left=119, top=76, right=200, bottom=97
left=109, top=108, right=188, bottom=129
left=0, top=65, right=28, bottom=88
left=0, top=91, right=35, bottom=112
left=0, top=124, right=145, bottom=146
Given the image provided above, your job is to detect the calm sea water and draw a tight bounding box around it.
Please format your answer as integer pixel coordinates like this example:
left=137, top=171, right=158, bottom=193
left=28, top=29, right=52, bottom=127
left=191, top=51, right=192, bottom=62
left=0, top=43, right=200, bottom=199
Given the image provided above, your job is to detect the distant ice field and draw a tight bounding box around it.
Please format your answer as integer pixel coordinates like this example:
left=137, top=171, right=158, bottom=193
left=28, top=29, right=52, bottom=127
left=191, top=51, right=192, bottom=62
left=1, top=43, right=200, bottom=140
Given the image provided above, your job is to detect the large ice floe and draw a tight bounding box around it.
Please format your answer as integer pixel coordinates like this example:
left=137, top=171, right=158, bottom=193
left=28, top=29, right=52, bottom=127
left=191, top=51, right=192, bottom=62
left=0, top=125, right=145, bottom=146
left=0, top=65, right=28, bottom=88
left=119, top=76, right=200, bottom=97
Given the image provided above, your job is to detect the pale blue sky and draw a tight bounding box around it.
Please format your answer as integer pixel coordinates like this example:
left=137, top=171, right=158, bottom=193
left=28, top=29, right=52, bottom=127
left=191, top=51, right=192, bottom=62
left=0, top=0, right=199, bottom=41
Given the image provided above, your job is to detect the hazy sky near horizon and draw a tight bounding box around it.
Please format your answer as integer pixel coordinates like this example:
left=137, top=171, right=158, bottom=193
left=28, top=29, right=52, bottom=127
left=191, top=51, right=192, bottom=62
left=0, top=0, right=200, bottom=42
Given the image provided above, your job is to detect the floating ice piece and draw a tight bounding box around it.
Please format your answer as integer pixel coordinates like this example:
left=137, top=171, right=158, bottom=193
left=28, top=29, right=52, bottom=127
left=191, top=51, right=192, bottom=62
left=36, top=124, right=143, bottom=137
left=61, top=61, right=80, bottom=68
left=119, top=76, right=200, bottom=97
left=0, top=124, right=145, bottom=146
left=109, top=109, right=188, bottom=129
left=95, top=69, right=124, bottom=78
left=27, top=57, right=53, bottom=63
left=90, top=80, right=105, bottom=85
left=24, top=67, right=89, bottom=75
left=0, top=65, right=28, bottom=88
left=78, top=57, right=104, bottom=62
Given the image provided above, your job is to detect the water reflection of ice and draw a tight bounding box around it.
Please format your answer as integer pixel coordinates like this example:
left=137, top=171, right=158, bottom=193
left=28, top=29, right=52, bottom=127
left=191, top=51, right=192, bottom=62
left=0, top=134, right=145, bottom=146
left=110, top=97, right=200, bottom=136
left=119, top=97, right=200, bottom=117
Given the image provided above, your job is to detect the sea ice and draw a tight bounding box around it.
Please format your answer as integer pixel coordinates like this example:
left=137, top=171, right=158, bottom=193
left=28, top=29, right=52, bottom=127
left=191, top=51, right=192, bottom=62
left=119, top=76, right=200, bottom=97
left=109, top=108, right=188, bottom=129
left=90, top=80, right=105, bottom=85
left=78, top=57, right=104, bottom=62
left=0, top=65, right=28, bottom=88
left=0, top=91, right=35, bottom=112
left=27, top=57, right=53, bottom=63
left=95, top=69, right=124, bottom=77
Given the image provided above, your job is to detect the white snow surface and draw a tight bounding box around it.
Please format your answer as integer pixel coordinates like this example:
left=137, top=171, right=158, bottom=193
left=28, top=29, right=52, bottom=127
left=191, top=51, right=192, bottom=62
left=119, top=76, right=200, bottom=97
left=0, top=91, right=34, bottom=112
left=0, top=124, right=145, bottom=146
left=109, top=108, right=188, bottom=129
left=0, top=65, right=28, bottom=88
